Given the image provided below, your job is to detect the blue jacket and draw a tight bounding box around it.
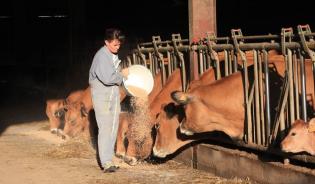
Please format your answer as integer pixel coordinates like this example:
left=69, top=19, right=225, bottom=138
left=89, top=46, right=123, bottom=86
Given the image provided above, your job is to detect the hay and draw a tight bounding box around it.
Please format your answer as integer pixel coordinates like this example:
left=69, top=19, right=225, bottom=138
left=129, top=97, right=152, bottom=144
left=43, top=136, right=95, bottom=159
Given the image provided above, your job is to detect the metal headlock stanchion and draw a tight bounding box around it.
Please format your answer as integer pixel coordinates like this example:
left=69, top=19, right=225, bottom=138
left=205, top=32, right=221, bottom=80
left=298, top=24, right=315, bottom=121
left=152, top=36, right=167, bottom=86
left=232, top=29, right=253, bottom=144
left=123, top=26, right=315, bottom=166
left=270, top=28, right=293, bottom=145
left=172, top=34, right=187, bottom=92
left=136, top=44, right=147, bottom=68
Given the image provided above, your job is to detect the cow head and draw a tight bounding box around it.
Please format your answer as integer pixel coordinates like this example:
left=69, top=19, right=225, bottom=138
left=46, top=99, right=66, bottom=134
left=62, top=102, right=89, bottom=139
left=281, top=118, right=315, bottom=155
left=153, top=103, right=190, bottom=158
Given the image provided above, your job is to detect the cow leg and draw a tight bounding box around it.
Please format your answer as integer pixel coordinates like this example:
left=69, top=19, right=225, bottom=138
left=115, top=113, right=130, bottom=159
left=115, top=137, right=126, bottom=159
left=115, top=128, right=127, bottom=159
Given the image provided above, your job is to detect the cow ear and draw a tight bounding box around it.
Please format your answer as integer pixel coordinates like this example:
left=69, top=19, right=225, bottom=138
left=171, top=91, right=192, bottom=105
left=308, top=118, right=315, bottom=132
left=80, top=103, right=88, bottom=117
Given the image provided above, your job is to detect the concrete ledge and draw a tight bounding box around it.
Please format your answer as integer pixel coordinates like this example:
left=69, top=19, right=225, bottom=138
left=173, top=143, right=315, bottom=184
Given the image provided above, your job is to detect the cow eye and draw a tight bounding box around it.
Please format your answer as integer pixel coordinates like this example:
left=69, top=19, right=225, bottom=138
left=155, top=123, right=160, bottom=130
left=71, top=119, right=76, bottom=125
left=291, top=132, right=296, bottom=136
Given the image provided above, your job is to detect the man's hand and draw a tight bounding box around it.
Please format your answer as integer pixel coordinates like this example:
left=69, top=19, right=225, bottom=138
left=121, top=68, right=129, bottom=79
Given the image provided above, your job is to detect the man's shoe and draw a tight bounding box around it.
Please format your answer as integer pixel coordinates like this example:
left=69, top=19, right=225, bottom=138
left=103, top=165, right=119, bottom=173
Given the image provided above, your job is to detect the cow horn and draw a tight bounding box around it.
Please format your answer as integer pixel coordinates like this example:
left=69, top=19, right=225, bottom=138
left=308, top=118, right=315, bottom=132
left=171, top=91, right=191, bottom=105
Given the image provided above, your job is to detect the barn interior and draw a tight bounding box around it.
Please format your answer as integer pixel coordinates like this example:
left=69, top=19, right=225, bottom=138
left=1, top=0, right=315, bottom=183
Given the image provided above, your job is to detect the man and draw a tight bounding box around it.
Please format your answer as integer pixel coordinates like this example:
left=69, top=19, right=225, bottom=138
left=89, top=28, right=128, bottom=173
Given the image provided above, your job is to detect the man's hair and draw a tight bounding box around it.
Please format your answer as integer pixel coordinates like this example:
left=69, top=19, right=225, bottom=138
left=105, top=28, right=125, bottom=43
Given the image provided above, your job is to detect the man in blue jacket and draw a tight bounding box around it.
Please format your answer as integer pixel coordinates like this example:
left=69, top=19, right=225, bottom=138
left=89, top=28, right=128, bottom=173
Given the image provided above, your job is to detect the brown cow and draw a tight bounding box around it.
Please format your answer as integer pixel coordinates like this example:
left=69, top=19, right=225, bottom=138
left=153, top=58, right=315, bottom=158
left=115, top=71, right=163, bottom=159
left=62, top=86, right=93, bottom=139
left=46, top=89, right=85, bottom=134
left=174, top=59, right=313, bottom=136
left=62, top=84, right=131, bottom=138
left=281, top=118, right=315, bottom=155
left=122, top=69, right=183, bottom=165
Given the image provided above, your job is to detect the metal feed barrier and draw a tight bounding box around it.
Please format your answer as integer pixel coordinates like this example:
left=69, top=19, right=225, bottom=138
left=122, top=24, right=315, bottom=165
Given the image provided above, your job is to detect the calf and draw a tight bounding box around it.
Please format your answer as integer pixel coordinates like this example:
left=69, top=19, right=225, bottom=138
left=46, top=89, right=85, bottom=134
left=281, top=118, right=315, bottom=155
left=62, top=84, right=131, bottom=137
left=62, top=86, right=93, bottom=139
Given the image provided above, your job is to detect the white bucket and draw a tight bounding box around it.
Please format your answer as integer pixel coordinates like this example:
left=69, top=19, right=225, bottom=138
left=123, top=65, right=154, bottom=98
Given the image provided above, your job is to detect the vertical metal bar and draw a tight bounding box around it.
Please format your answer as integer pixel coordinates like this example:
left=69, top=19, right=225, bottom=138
left=155, top=55, right=159, bottom=75
left=167, top=51, right=172, bottom=78
left=248, top=84, right=255, bottom=143
left=298, top=51, right=308, bottom=121
left=161, top=55, right=167, bottom=85
left=132, top=53, right=136, bottom=64
left=258, top=52, right=265, bottom=145
left=228, top=50, right=233, bottom=74
left=253, top=50, right=261, bottom=145
left=206, top=51, right=211, bottom=70
left=233, top=52, right=238, bottom=73
left=287, top=49, right=295, bottom=123
left=172, top=34, right=187, bottom=92
left=224, top=50, right=229, bottom=76
left=149, top=52, right=153, bottom=74
left=199, top=49, right=204, bottom=75
left=293, top=52, right=300, bottom=120
left=202, top=51, right=209, bottom=70
left=263, top=50, right=271, bottom=145
left=171, top=53, right=176, bottom=73
left=127, top=56, right=132, bottom=66
left=215, top=56, right=221, bottom=80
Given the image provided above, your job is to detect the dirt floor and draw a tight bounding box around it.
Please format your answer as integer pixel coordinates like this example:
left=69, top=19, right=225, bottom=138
left=0, top=84, right=257, bottom=184
left=0, top=119, right=256, bottom=184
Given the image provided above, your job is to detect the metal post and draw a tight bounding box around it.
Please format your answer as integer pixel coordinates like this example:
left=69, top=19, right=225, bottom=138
left=263, top=50, right=271, bottom=144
